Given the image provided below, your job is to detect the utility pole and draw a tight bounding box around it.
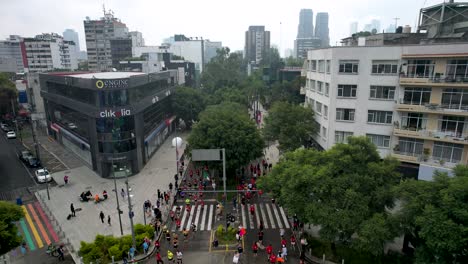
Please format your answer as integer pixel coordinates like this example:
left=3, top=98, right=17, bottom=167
left=394, top=17, right=400, bottom=31
left=11, top=99, right=22, bottom=142
left=112, top=157, right=124, bottom=235
left=222, top=148, right=227, bottom=201
left=125, top=176, right=136, bottom=249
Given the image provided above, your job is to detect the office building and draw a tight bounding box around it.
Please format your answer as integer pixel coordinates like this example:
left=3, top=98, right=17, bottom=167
left=110, top=38, right=132, bottom=68
left=63, top=29, right=81, bottom=52
left=24, top=33, right=78, bottom=72
left=0, top=35, right=28, bottom=73
left=297, top=9, right=314, bottom=38
left=294, top=37, right=321, bottom=59
left=40, top=70, right=179, bottom=177
left=84, top=9, right=129, bottom=71
left=350, top=22, right=358, bottom=35
left=129, top=31, right=144, bottom=48
left=244, top=26, right=271, bottom=65
left=315, top=13, right=330, bottom=47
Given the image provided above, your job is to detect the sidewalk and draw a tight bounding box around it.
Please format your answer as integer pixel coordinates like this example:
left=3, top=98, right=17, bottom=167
left=35, top=132, right=189, bottom=263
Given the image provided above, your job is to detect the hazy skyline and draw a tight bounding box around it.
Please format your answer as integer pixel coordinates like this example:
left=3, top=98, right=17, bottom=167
left=1, top=0, right=444, bottom=56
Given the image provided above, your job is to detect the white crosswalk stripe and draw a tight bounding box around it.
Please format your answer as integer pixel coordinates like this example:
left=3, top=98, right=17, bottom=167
left=184, top=206, right=195, bottom=230
left=271, top=203, right=283, bottom=229
left=194, top=205, right=202, bottom=230
left=265, top=203, right=276, bottom=229
left=247, top=204, right=255, bottom=229
left=179, top=206, right=189, bottom=231
left=207, top=204, right=214, bottom=231
left=200, top=204, right=208, bottom=231
left=254, top=204, right=260, bottom=228
left=259, top=203, right=269, bottom=229
left=279, top=206, right=290, bottom=229
left=241, top=204, right=247, bottom=228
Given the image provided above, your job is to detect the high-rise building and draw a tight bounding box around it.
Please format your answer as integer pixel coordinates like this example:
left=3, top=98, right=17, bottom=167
left=244, top=26, right=271, bottom=65
left=24, top=33, right=78, bottom=72
left=385, top=24, right=396, bottom=33
left=84, top=9, right=129, bottom=71
left=0, top=35, right=27, bottom=73
left=315, top=13, right=330, bottom=47
left=129, top=31, right=144, bottom=48
left=371, top=19, right=381, bottom=33
left=350, top=22, right=358, bottom=35
left=294, top=38, right=321, bottom=60
left=63, top=29, right=80, bottom=51
left=297, top=9, right=314, bottom=38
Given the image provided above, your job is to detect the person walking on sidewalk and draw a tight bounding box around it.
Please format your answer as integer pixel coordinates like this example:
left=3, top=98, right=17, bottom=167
left=107, top=215, right=111, bottom=226
left=70, top=203, right=75, bottom=217
left=155, top=250, right=164, bottom=264
left=99, top=211, right=105, bottom=223
left=176, top=250, right=183, bottom=264
left=121, top=188, right=126, bottom=199
left=64, top=175, right=69, bottom=185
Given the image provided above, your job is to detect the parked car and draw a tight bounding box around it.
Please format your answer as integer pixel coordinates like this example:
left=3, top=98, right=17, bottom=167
left=2, top=125, right=11, bottom=132
left=18, top=150, right=33, bottom=162
left=68, top=123, right=77, bottom=129
left=26, top=157, right=41, bottom=168
left=35, top=169, right=52, bottom=183
left=6, top=131, right=16, bottom=139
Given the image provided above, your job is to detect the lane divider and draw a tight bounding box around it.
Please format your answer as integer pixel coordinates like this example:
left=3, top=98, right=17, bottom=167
left=21, top=205, right=43, bottom=248
left=34, top=202, right=59, bottom=243
left=19, top=219, right=35, bottom=251
left=27, top=204, right=51, bottom=246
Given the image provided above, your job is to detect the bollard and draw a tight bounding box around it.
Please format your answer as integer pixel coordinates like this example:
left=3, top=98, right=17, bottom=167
left=342, top=260, right=344, bottom=264
left=112, top=256, right=115, bottom=263
left=80, top=257, right=84, bottom=264
left=323, top=254, right=326, bottom=263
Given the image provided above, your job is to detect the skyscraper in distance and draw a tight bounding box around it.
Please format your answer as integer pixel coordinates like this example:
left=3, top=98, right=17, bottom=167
left=63, top=29, right=80, bottom=51
left=315, top=12, right=330, bottom=47
left=297, top=9, right=314, bottom=38
left=244, top=26, right=270, bottom=65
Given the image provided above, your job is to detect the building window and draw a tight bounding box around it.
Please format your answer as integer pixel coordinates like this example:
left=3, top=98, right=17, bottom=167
left=446, top=59, right=468, bottom=79
left=335, top=131, right=353, bottom=143
left=310, top=99, right=315, bottom=110
left=310, top=60, right=317, bottom=72
left=315, top=102, right=322, bottom=115
left=310, top=80, right=316, bottom=91
left=318, top=60, right=325, bottom=73
left=397, top=137, right=424, bottom=156
left=324, top=105, right=328, bottom=119
left=326, top=60, right=331, bottom=74
left=403, top=87, right=431, bottom=105
left=367, top=110, right=393, bottom=124
left=317, top=81, right=323, bottom=94
left=367, top=134, right=391, bottom=148
left=337, top=85, right=357, bottom=98
left=370, top=86, right=395, bottom=100
left=433, top=142, right=463, bottom=163
left=336, top=108, right=355, bottom=121
left=371, top=60, right=398, bottom=75
left=406, top=60, right=435, bottom=78
left=439, top=116, right=466, bottom=137
left=325, top=83, right=330, bottom=96
left=401, top=113, right=427, bottom=131
left=339, top=60, right=359, bottom=74
left=441, top=88, right=468, bottom=110
left=322, top=126, right=327, bottom=138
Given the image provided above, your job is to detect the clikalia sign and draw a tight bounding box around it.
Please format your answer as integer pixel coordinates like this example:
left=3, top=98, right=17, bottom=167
left=100, top=109, right=131, bottom=118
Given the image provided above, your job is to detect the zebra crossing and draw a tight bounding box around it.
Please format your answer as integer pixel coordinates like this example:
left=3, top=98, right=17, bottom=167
left=170, top=202, right=290, bottom=232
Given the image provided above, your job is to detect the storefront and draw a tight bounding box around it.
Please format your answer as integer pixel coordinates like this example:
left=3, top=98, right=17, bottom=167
left=40, top=71, right=178, bottom=178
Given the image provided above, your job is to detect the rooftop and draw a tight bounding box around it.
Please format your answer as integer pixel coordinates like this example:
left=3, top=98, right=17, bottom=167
left=63, top=72, right=146, bottom=79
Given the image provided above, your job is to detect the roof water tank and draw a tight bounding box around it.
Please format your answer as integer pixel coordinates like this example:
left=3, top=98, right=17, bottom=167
left=403, top=25, right=411, bottom=33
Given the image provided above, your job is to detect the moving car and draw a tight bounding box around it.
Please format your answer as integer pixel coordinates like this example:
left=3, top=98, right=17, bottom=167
left=18, top=150, right=33, bottom=162
left=26, top=156, right=41, bottom=168
left=35, top=169, right=52, bottom=183
left=6, top=131, right=16, bottom=139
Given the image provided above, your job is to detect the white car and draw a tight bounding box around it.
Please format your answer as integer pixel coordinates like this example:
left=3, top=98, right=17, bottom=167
left=35, top=169, right=52, bottom=183
left=68, top=123, right=77, bottom=129
left=6, top=131, right=16, bottom=139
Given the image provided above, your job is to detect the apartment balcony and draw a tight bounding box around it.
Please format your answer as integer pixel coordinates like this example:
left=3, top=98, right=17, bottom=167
left=300, top=87, right=306, bottom=95
left=391, top=150, right=459, bottom=168
left=393, top=121, right=468, bottom=144
left=396, top=100, right=468, bottom=117
left=399, top=74, right=468, bottom=87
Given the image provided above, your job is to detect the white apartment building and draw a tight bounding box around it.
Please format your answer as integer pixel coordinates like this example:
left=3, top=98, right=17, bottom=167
left=304, top=43, right=468, bottom=180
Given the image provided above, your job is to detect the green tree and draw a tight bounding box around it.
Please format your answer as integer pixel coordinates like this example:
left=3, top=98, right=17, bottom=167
left=258, top=137, right=400, bottom=255
left=187, top=102, right=264, bottom=172
left=0, top=73, right=17, bottom=116
left=263, top=101, right=317, bottom=152
left=396, top=166, right=468, bottom=263
left=173, top=86, right=206, bottom=129
left=284, top=56, right=305, bottom=67
left=0, top=201, right=24, bottom=255
left=268, top=77, right=305, bottom=106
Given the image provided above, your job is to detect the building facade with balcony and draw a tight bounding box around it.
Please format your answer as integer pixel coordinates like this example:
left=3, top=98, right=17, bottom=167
left=40, top=71, right=178, bottom=178
left=304, top=43, right=468, bottom=180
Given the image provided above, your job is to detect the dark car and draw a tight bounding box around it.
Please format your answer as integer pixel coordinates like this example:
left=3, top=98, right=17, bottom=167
left=18, top=150, right=33, bottom=162
left=26, top=156, right=41, bottom=168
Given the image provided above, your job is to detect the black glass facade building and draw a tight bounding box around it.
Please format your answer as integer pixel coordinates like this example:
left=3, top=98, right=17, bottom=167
left=40, top=71, right=178, bottom=178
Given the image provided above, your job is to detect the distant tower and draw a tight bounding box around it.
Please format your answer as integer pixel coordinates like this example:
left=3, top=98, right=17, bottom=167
left=63, top=29, right=80, bottom=51
left=315, top=12, right=330, bottom=47
left=297, top=9, right=314, bottom=38
left=244, top=26, right=270, bottom=65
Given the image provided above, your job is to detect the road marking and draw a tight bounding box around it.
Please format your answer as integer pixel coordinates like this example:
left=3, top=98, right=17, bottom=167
left=34, top=202, right=59, bottom=243
left=40, top=144, right=70, bottom=169
left=27, top=204, right=51, bottom=246
left=259, top=203, right=268, bottom=229
left=254, top=204, right=260, bottom=227
left=185, top=206, right=195, bottom=230
left=19, top=218, right=35, bottom=250
left=207, top=204, right=214, bottom=231
left=200, top=204, right=208, bottom=231
left=179, top=206, right=188, bottom=231
left=279, top=207, right=290, bottom=229
left=194, top=205, right=202, bottom=229
left=19, top=159, right=38, bottom=186
left=247, top=204, right=255, bottom=229
left=21, top=205, right=43, bottom=248
left=240, top=204, right=247, bottom=229
left=271, top=204, right=283, bottom=229
left=265, top=203, right=276, bottom=229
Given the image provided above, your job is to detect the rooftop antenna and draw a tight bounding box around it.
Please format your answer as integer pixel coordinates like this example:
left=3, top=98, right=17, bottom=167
left=394, top=17, right=400, bottom=31
left=103, top=4, right=106, bottom=16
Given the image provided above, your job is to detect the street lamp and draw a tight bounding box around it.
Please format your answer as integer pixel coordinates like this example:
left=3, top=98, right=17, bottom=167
left=125, top=178, right=136, bottom=249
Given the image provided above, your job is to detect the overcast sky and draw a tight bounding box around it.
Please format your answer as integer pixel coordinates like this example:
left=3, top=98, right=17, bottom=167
left=1, top=0, right=444, bottom=56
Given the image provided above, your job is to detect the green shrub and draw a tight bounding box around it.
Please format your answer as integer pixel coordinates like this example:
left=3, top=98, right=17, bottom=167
left=108, top=244, right=122, bottom=260
left=216, top=224, right=224, bottom=237
left=82, top=246, right=105, bottom=264
left=134, top=224, right=146, bottom=235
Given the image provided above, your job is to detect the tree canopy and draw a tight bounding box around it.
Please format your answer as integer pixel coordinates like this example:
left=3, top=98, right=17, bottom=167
left=263, top=101, right=317, bottom=152
left=0, top=73, right=17, bottom=116
left=187, top=102, right=264, bottom=172
left=0, top=201, right=24, bottom=255
left=268, top=77, right=305, bottom=107
left=172, top=86, right=206, bottom=129
left=396, top=166, right=468, bottom=263
left=258, top=137, right=401, bottom=255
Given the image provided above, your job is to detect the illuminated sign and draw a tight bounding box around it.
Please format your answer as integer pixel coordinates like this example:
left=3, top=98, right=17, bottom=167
left=99, top=109, right=131, bottom=118
left=95, top=79, right=129, bottom=89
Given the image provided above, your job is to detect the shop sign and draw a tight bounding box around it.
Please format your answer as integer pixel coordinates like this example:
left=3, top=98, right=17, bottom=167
left=95, top=79, right=128, bottom=89
left=99, top=108, right=131, bottom=118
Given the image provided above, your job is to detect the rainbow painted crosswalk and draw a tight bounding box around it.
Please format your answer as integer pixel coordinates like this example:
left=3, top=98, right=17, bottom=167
left=17, top=202, right=59, bottom=251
